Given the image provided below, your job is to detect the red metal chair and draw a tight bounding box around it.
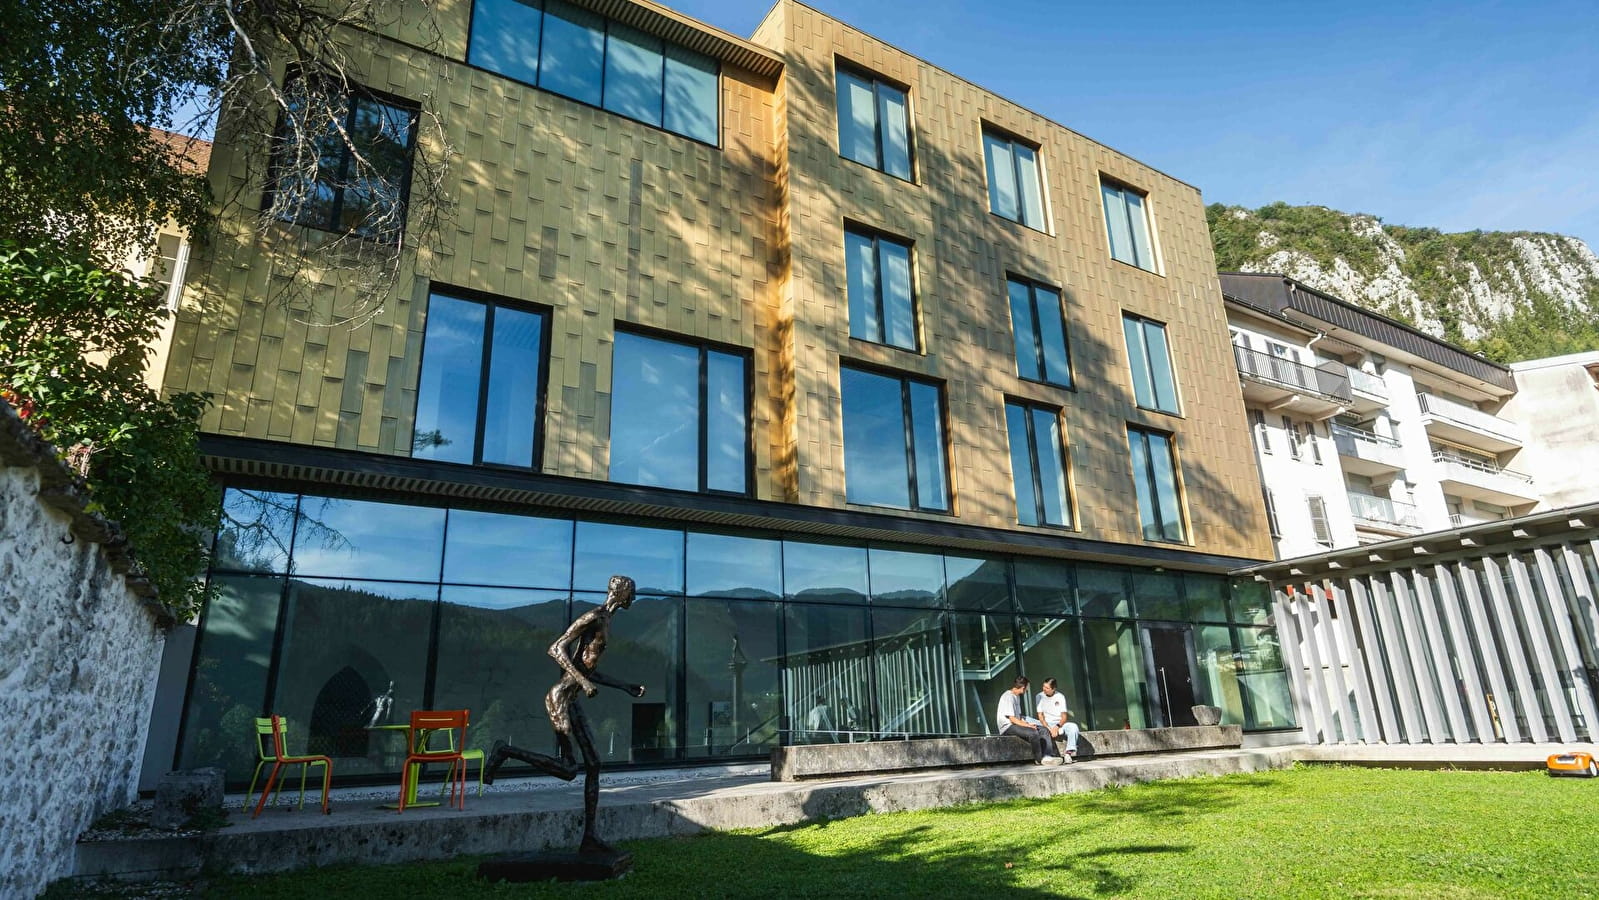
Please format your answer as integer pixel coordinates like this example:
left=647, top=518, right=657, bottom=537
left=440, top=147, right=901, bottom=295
left=251, top=714, right=333, bottom=817
left=398, top=709, right=470, bottom=812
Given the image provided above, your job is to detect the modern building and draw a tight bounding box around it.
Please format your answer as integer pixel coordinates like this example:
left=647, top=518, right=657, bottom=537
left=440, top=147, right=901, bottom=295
left=145, top=0, right=1293, bottom=789
left=1221, top=272, right=1539, bottom=560
left=1505, top=351, right=1599, bottom=510
left=123, top=129, right=210, bottom=389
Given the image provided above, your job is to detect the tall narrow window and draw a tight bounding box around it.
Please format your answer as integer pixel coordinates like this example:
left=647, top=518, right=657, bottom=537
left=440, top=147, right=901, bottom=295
left=1249, top=409, right=1271, bottom=455
left=1005, top=401, right=1072, bottom=527
left=1122, top=314, right=1179, bottom=413
left=982, top=129, right=1046, bottom=230
left=1307, top=495, right=1333, bottom=546
left=1100, top=179, right=1156, bottom=271
left=414, top=291, right=548, bottom=468
left=1128, top=427, right=1185, bottom=543
left=610, top=331, right=749, bottom=494
left=845, top=227, right=917, bottom=350
left=1007, top=277, right=1071, bottom=387
left=840, top=366, right=948, bottom=511
left=1283, top=416, right=1302, bottom=460
left=836, top=66, right=912, bottom=180
left=1263, top=488, right=1282, bottom=538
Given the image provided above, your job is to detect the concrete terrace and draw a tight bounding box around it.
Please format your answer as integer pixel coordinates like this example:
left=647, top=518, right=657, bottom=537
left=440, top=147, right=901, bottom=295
left=71, top=741, right=1593, bottom=884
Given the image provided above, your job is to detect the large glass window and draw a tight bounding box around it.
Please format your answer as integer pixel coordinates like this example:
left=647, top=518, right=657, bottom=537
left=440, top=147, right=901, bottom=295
left=783, top=603, right=872, bottom=743
left=467, top=0, right=719, bottom=143
left=269, top=80, right=416, bottom=237
left=413, top=291, right=548, bottom=468
left=572, top=591, right=681, bottom=763
left=1007, top=277, right=1071, bottom=386
left=1019, top=616, right=1089, bottom=730
left=1081, top=618, right=1148, bottom=730
left=1122, top=314, right=1178, bottom=413
left=609, top=331, right=749, bottom=495
left=687, top=533, right=782, bottom=601
left=177, top=575, right=285, bottom=778
left=1101, top=179, right=1156, bottom=271
left=573, top=521, right=683, bottom=595
left=1005, top=400, right=1072, bottom=528
left=951, top=613, right=1019, bottom=734
left=836, top=66, right=912, bottom=180
left=685, top=598, right=782, bottom=757
left=442, top=510, right=572, bottom=588
left=982, top=129, right=1046, bottom=230
left=1236, top=626, right=1296, bottom=729
left=845, top=226, right=917, bottom=351
left=869, top=548, right=944, bottom=608
left=840, top=366, right=948, bottom=512
left=1128, top=427, right=1186, bottom=543
left=873, top=607, right=955, bottom=736
left=783, top=541, right=868, bottom=605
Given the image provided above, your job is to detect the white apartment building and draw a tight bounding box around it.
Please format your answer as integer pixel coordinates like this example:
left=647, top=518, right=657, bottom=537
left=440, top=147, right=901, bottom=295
left=1504, top=351, right=1599, bottom=510
left=1221, top=273, right=1538, bottom=559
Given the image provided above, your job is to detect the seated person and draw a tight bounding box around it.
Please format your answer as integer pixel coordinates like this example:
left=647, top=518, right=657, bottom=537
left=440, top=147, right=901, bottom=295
left=996, top=676, right=1063, bottom=766
left=1035, top=677, right=1081, bottom=757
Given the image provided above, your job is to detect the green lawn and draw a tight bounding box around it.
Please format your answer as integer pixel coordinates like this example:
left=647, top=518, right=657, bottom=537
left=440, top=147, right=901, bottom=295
left=195, top=766, right=1599, bottom=897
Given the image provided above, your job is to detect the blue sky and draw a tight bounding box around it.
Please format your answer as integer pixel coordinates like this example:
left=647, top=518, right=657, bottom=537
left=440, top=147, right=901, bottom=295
left=676, top=0, right=1599, bottom=249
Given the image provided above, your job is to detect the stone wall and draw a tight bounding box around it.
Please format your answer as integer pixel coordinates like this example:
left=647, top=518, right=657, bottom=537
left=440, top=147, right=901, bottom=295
left=0, top=403, right=169, bottom=899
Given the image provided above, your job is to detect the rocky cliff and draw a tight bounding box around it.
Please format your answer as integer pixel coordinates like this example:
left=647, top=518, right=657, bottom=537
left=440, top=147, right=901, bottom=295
left=1207, top=202, right=1599, bottom=362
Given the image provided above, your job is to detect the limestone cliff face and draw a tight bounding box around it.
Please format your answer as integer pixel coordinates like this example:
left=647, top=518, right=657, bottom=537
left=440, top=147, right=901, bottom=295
left=1207, top=202, right=1599, bottom=360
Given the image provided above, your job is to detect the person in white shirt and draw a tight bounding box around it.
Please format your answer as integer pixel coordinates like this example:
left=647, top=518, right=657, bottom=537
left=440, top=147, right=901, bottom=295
left=996, top=676, right=1063, bottom=765
left=1034, top=677, right=1080, bottom=757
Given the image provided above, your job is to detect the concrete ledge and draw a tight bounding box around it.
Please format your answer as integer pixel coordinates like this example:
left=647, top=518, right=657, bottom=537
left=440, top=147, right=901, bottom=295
left=1074, top=725, right=1243, bottom=760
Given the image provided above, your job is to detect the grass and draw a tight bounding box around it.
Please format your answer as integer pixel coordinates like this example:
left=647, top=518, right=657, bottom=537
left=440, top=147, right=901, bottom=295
left=83, top=766, right=1599, bottom=898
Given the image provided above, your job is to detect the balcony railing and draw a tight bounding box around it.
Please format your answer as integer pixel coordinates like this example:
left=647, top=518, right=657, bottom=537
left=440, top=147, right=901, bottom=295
left=1431, top=449, right=1533, bottom=484
left=1233, top=345, right=1352, bottom=403
left=1331, top=423, right=1401, bottom=449
left=1331, top=423, right=1405, bottom=469
left=1347, top=368, right=1389, bottom=401
left=1416, top=394, right=1523, bottom=445
left=1348, top=492, right=1420, bottom=530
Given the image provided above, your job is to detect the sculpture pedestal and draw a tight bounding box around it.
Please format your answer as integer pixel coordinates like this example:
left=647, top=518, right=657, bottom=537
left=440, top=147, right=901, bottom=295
left=477, top=849, right=633, bottom=883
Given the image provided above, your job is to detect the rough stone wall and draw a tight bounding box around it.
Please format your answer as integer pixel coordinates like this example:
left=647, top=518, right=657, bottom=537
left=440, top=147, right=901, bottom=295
left=0, top=417, right=168, bottom=899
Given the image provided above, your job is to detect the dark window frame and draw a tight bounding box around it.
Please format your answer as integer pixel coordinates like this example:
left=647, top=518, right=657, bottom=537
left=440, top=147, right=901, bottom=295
left=1127, top=425, right=1187, bottom=544
left=1006, top=274, right=1073, bottom=389
left=611, top=324, right=755, bottom=497
left=463, top=0, right=722, bottom=148
left=264, top=74, right=421, bottom=239
left=1005, top=398, right=1074, bottom=529
left=981, top=124, right=1048, bottom=232
left=844, top=221, right=920, bottom=352
left=839, top=362, right=952, bottom=514
left=1099, top=175, right=1158, bottom=272
left=1122, top=312, right=1180, bottom=414
left=411, top=284, right=553, bottom=470
left=834, top=58, right=916, bottom=182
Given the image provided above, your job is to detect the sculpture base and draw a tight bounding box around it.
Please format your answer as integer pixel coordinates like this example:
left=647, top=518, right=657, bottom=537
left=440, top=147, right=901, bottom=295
left=477, top=849, right=633, bottom=883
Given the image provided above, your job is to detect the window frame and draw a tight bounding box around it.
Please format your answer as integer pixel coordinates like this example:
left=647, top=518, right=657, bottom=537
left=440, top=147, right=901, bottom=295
left=1099, top=176, right=1158, bottom=273
left=1249, top=408, right=1271, bottom=455
left=1006, top=274, right=1072, bottom=389
left=839, top=363, right=951, bottom=513
left=1121, top=312, right=1180, bottom=414
left=610, top=324, right=755, bottom=497
left=1127, top=426, right=1187, bottom=544
left=981, top=125, right=1049, bottom=232
left=1004, top=398, right=1074, bottom=529
left=834, top=60, right=915, bottom=182
left=411, top=285, right=553, bottom=470
left=264, top=76, right=421, bottom=239
left=844, top=222, right=920, bottom=352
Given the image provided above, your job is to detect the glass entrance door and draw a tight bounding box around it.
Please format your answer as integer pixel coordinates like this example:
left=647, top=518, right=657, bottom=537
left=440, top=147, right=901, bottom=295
left=1141, top=625, right=1199, bottom=727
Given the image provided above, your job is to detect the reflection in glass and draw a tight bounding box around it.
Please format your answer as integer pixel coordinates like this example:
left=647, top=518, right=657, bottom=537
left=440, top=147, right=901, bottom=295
left=1081, top=618, right=1148, bottom=730
left=1236, top=626, right=1295, bottom=729
left=1193, top=624, right=1243, bottom=725
left=1076, top=565, right=1129, bottom=617
left=1014, top=558, right=1072, bottom=614
left=983, top=130, right=1018, bottom=221
left=539, top=0, right=604, bottom=106
left=686, top=532, right=780, bottom=600
left=1019, top=615, right=1088, bottom=729
left=908, top=381, right=948, bottom=511
left=414, top=294, right=485, bottom=464
left=570, top=593, right=680, bottom=763
left=663, top=46, right=718, bottom=144
left=1132, top=571, right=1184, bottom=621
left=783, top=541, right=868, bottom=605
left=951, top=613, right=1018, bottom=735
left=845, top=228, right=916, bottom=351
left=841, top=366, right=910, bottom=508
left=706, top=350, right=747, bottom=494
left=869, top=548, right=943, bottom=608
left=178, top=575, right=284, bottom=775
left=1230, top=579, right=1271, bottom=625
left=214, top=489, right=297, bottom=573
left=468, top=0, right=542, bottom=86
left=684, top=598, right=781, bottom=758
left=872, top=607, right=953, bottom=736
left=1129, top=428, right=1185, bottom=542
left=1124, top=315, right=1178, bottom=413
left=836, top=69, right=878, bottom=169
left=876, top=82, right=911, bottom=180
left=481, top=305, right=544, bottom=467
left=433, top=588, right=569, bottom=765
left=271, top=578, right=436, bottom=778
left=610, top=332, right=698, bottom=491
left=782, top=603, right=871, bottom=743
left=290, top=498, right=445, bottom=582
left=573, top=522, right=683, bottom=595
left=442, top=510, right=572, bottom=588
left=1014, top=143, right=1046, bottom=230
left=945, top=555, right=1011, bottom=612
left=603, top=24, right=664, bottom=126
left=1186, top=574, right=1228, bottom=623
left=1007, top=279, right=1039, bottom=382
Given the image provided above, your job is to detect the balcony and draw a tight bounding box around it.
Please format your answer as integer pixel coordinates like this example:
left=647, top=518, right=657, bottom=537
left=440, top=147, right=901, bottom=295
left=1416, top=393, right=1524, bottom=453
left=1348, top=492, right=1421, bottom=535
left=1346, top=368, right=1389, bottom=413
left=1234, top=345, right=1351, bottom=419
left=1331, top=424, right=1405, bottom=475
left=1432, top=450, right=1538, bottom=506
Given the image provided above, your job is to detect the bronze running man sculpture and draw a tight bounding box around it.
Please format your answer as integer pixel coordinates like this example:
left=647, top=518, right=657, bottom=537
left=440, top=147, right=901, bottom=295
left=484, top=574, right=645, bottom=854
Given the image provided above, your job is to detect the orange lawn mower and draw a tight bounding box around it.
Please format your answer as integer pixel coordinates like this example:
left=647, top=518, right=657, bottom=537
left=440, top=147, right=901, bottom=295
left=1546, top=751, right=1598, bottom=778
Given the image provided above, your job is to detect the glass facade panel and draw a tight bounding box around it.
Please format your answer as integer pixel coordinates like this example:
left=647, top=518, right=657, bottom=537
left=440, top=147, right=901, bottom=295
left=783, top=541, right=868, bottom=605
left=1193, top=624, right=1244, bottom=725
left=1007, top=279, right=1040, bottom=382
left=844, top=229, right=880, bottom=343
left=1081, top=618, right=1148, bottom=730
left=609, top=332, right=699, bottom=491
left=573, top=522, right=683, bottom=595
left=1132, top=571, right=1185, bottom=621
left=1019, top=616, right=1088, bottom=729
left=784, top=603, right=871, bottom=743
left=1103, top=181, right=1156, bottom=270
left=1125, top=190, right=1154, bottom=269
left=1004, top=405, right=1038, bottom=528
left=603, top=24, right=664, bottom=127
left=572, top=592, right=680, bottom=763
left=945, top=556, right=1012, bottom=612
left=1129, top=427, right=1186, bottom=543
left=468, top=0, right=542, bottom=86
left=539, top=0, right=605, bottom=106
left=1034, top=289, right=1071, bottom=386
left=686, top=532, right=781, bottom=600
left=1008, top=279, right=1069, bottom=387
left=1186, top=574, right=1229, bottom=623
left=869, top=548, right=944, bottom=608
left=1014, top=143, right=1046, bottom=230
left=873, top=607, right=953, bottom=736
left=290, top=497, right=444, bottom=581
left=836, top=69, right=878, bottom=169
left=877, top=83, right=911, bottom=180
left=270, top=578, right=437, bottom=778
left=908, top=380, right=949, bottom=511
left=481, top=305, right=544, bottom=466
left=1015, top=558, right=1073, bottom=614
left=684, top=598, right=782, bottom=758
left=662, top=46, right=718, bottom=144
left=1236, top=626, right=1296, bottom=729
left=842, top=367, right=942, bottom=509
left=1124, top=315, right=1178, bottom=414
left=213, top=489, right=296, bottom=573
left=879, top=239, right=916, bottom=350
left=1077, top=564, right=1130, bottom=617
left=982, top=131, right=1018, bottom=221
left=1031, top=406, right=1070, bottom=527
left=1230, top=579, right=1272, bottom=625
left=845, top=229, right=916, bottom=351
left=705, top=350, right=747, bottom=494
left=177, top=575, right=283, bottom=773
left=414, top=294, right=486, bottom=464
left=951, top=614, right=1018, bottom=735
left=442, top=510, right=572, bottom=588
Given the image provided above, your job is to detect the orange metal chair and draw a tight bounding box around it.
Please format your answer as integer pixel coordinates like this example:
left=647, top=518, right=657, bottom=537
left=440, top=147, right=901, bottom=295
left=251, top=714, right=333, bottom=817
left=398, top=709, right=470, bottom=812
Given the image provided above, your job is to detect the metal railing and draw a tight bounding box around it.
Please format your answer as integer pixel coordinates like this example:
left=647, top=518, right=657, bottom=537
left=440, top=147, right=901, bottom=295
left=1347, top=492, right=1420, bottom=529
left=1431, top=449, right=1534, bottom=484
left=1417, top=394, right=1523, bottom=444
left=1233, top=345, right=1352, bottom=403
left=1331, top=423, right=1401, bottom=449
left=1347, top=368, right=1389, bottom=401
